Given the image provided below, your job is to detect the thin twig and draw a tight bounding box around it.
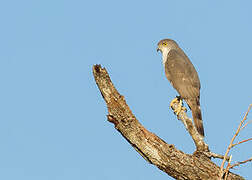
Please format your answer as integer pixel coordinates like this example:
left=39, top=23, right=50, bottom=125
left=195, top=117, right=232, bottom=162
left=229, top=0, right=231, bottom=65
left=224, top=155, right=232, bottom=180
left=240, top=120, right=252, bottom=131
left=232, top=138, right=252, bottom=147
left=229, top=157, right=252, bottom=169
left=219, top=104, right=252, bottom=179
left=204, top=151, right=230, bottom=161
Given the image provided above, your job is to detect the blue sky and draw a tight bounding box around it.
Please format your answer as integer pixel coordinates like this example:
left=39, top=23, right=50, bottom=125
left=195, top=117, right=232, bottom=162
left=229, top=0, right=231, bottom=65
left=0, top=0, right=251, bottom=179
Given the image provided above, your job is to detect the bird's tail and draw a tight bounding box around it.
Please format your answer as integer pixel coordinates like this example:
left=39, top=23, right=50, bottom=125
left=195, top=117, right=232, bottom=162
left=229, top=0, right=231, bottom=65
left=187, top=99, right=204, bottom=137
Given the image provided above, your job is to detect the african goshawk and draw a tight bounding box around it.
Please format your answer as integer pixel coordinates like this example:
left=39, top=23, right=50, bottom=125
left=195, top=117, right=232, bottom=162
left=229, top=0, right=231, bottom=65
left=157, top=39, right=204, bottom=137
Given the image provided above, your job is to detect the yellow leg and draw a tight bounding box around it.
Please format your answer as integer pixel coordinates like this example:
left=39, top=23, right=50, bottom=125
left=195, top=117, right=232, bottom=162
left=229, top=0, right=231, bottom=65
left=170, top=97, right=186, bottom=115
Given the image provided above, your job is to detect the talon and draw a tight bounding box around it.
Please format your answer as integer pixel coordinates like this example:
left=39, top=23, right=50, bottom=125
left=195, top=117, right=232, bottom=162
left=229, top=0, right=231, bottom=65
left=174, top=99, right=182, bottom=115
left=181, top=106, right=187, bottom=112
left=170, top=97, right=179, bottom=109
left=170, top=97, right=184, bottom=115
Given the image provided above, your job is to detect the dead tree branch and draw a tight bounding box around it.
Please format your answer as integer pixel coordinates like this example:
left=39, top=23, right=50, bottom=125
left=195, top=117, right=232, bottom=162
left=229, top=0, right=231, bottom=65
left=230, top=157, right=252, bottom=169
left=170, top=97, right=209, bottom=152
left=93, top=64, right=244, bottom=180
left=220, top=104, right=252, bottom=179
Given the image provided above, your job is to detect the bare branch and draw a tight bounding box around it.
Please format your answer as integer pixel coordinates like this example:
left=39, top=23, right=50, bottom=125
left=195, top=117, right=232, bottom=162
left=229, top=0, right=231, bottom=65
left=230, top=157, right=252, bottom=169
left=170, top=97, right=209, bottom=152
left=93, top=64, right=244, bottom=180
left=232, top=138, right=252, bottom=147
left=205, top=152, right=230, bottom=161
left=224, top=155, right=232, bottom=180
left=240, top=120, right=252, bottom=131
left=219, top=104, right=252, bottom=178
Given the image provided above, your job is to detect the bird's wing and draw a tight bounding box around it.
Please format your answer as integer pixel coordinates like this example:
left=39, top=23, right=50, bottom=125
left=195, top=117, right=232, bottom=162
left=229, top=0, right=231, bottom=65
left=164, top=49, right=200, bottom=99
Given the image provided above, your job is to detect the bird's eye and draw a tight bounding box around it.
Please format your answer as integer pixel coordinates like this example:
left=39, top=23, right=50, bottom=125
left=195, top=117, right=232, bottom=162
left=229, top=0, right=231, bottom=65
left=162, top=42, right=167, bottom=46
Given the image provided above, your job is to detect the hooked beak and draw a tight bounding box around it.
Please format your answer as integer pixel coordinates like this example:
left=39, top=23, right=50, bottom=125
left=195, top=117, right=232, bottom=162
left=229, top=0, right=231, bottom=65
left=157, top=47, right=160, bottom=52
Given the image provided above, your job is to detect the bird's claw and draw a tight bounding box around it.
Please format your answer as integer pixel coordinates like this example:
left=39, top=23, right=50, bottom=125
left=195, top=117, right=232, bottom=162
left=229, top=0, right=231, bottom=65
left=170, top=97, right=186, bottom=115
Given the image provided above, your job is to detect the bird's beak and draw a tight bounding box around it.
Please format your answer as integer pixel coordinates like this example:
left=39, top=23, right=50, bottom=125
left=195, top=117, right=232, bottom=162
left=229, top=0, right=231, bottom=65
left=157, top=47, right=160, bottom=52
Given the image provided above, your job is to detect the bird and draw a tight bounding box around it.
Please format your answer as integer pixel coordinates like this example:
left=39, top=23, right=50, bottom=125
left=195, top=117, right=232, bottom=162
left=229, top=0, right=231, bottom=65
left=157, top=39, right=204, bottom=137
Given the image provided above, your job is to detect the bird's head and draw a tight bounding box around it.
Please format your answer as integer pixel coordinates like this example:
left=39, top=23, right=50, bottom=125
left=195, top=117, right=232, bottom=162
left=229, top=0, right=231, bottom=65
left=157, top=39, right=178, bottom=53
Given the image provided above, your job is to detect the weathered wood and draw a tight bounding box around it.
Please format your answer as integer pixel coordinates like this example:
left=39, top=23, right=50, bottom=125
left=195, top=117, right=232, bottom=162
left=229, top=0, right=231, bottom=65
left=92, top=64, right=244, bottom=180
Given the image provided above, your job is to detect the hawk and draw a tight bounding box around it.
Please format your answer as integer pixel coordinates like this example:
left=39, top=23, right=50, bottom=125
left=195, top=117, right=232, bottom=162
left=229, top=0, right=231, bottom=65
left=157, top=39, right=204, bottom=137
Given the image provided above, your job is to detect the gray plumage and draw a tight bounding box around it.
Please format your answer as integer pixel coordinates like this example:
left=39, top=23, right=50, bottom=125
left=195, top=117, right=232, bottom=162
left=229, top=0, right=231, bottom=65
left=157, top=39, right=204, bottom=137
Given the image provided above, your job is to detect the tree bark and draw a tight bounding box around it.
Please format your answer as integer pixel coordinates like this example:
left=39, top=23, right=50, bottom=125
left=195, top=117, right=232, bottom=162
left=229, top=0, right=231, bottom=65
left=92, top=64, right=244, bottom=180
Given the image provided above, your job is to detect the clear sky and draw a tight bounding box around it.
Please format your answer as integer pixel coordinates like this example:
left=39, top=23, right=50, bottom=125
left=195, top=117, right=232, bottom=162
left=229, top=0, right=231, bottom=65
left=0, top=0, right=251, bottom=179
